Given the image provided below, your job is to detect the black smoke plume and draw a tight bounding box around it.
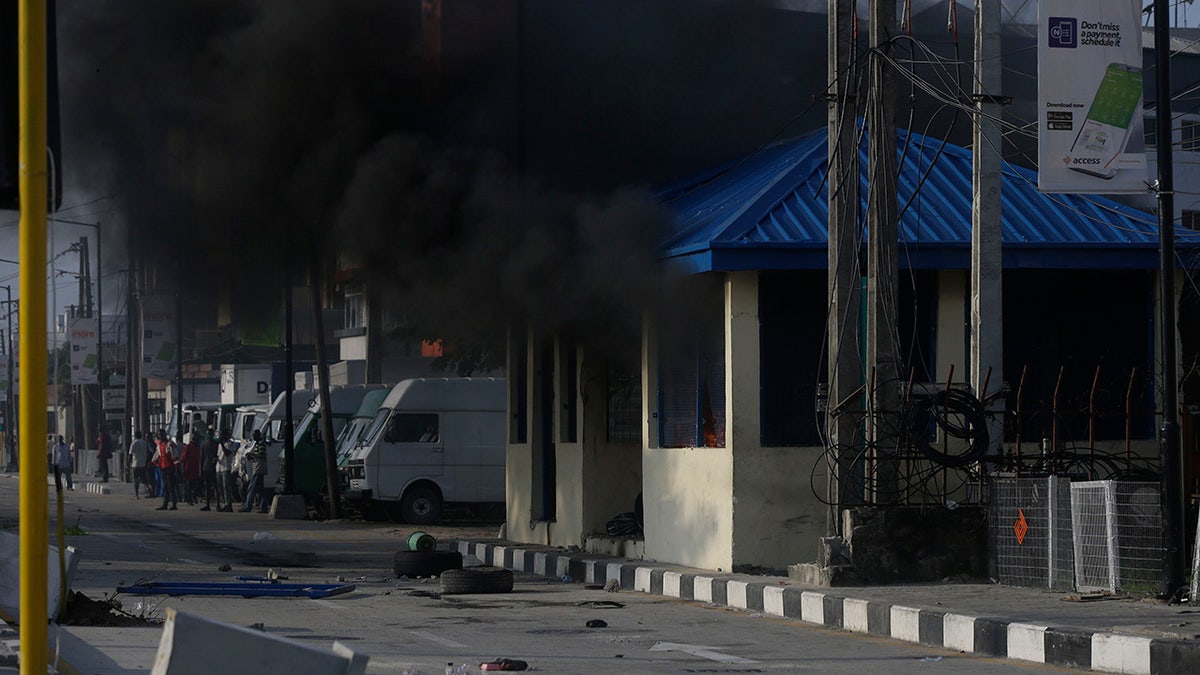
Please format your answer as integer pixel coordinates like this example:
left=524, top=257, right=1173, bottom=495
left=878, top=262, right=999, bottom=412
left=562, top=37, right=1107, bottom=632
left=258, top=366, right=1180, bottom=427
left=56, top=1, right=833, bottom=364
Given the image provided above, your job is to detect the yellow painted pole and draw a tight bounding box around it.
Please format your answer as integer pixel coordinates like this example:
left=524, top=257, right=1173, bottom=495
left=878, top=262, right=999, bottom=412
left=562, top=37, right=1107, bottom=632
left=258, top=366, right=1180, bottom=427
left=18, top=1, right=50, bottom=674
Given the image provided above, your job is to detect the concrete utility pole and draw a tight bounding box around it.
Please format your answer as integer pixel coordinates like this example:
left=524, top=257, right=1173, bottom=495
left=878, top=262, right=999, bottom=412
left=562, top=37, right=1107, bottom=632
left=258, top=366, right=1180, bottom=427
left=971, top=0, right=1004, bottom=450
left=1153, top=0, right=1184, bottom=598
left=867, top=0, right=900, bottom=504
left=825, top=0, right=861, bottom=535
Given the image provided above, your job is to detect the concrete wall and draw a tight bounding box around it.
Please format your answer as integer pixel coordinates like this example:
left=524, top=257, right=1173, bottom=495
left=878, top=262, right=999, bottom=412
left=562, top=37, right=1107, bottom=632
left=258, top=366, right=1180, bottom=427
left=725, top=273, right=827, bottom=571
left=505, top=336, right=641, bottom=549
left=642, top=307, right=733, bottom=571
left=732, top=445, right=826, bottom=570
left=643, top=446, right=734, bottom=570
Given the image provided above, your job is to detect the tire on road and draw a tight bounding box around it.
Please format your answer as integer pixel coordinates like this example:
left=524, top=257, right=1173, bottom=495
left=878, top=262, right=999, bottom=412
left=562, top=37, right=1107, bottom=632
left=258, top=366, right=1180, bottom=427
left=393, top=549, right=463, bottom=578
left=439, top=566, right=514, bottom=595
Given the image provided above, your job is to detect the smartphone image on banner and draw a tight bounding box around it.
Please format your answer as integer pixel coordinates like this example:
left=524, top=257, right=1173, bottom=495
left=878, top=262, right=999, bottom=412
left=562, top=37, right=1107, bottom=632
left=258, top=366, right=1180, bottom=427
left=1067, top=63, right=1142, bottom=179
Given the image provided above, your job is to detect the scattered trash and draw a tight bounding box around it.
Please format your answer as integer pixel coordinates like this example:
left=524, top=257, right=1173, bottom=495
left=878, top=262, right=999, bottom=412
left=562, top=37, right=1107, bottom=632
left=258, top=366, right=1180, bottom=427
left=945, top=499, right=958, bottom=510
left=604, top=578, right=621, bottom=593
left=218, top=564, right=232, bottom=572
left=585, top=619, right=607, bottom=628
left=921, top=656, right=943, bottom=663
left=445, top=663, right=469, bottom=675
left=576, top=600, right=623, bottom=609
left=250, top=532, right=275, bottom=543
left=561, top=574, right=574, bottom=583
left=408, top=531, right=437, bottom=551
left=266, top=568, right=288, bottom=581
left=480, top=658, right=528, bottom=671
left=116, top=581, right=356, bottom=598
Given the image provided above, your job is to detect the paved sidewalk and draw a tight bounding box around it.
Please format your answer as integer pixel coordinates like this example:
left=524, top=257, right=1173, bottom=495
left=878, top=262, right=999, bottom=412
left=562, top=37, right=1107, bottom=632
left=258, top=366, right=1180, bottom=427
left=446, top=538, right=1200, bottom=675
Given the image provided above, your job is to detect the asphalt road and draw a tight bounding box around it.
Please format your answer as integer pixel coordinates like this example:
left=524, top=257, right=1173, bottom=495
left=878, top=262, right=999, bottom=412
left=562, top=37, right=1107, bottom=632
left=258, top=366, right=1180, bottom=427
left=2, top=476, right=1075, bottom=674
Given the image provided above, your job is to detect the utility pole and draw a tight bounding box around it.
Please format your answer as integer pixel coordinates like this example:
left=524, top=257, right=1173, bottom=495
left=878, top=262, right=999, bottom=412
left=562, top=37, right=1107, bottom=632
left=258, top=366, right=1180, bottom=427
left=77, top=237, right=92, bottom=455
left=867, top=0, right=900, bottom=504
left=972, top=0, right=1004, bottom=450
left=1153, top=0, right=1184, bottom=598
left=1, top=285, right=13, bottom=470
left=825, top=0, right=861, bottom=535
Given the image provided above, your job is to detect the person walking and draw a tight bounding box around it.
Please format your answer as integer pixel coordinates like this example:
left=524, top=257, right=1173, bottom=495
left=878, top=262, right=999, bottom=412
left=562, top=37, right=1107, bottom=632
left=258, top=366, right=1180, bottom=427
left=53, top=435, right=73, bottom=491
left=241, top=429, right=269, bottom=513
left=154, top=430, right=179, bottom=511
left=199, top=429, right=219, bottom=511
left=128, top=430, right=149, bottom=499
left=216, top=429, right=236, bottom=512
left=96, top=424, right=114, bottom=482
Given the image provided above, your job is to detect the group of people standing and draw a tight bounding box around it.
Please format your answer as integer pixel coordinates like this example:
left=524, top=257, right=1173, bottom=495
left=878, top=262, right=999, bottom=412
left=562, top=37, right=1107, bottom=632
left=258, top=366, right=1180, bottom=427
left=50, top=424, right=116, bottom=491
left=126, top=427, right=272, bottom=513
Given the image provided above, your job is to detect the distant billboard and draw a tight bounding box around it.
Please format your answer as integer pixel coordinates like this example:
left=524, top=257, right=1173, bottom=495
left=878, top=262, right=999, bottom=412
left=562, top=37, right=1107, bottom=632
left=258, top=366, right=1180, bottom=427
left=68, top=317, right=98, bottom=385
left=1037, top=0, right=1146, bottom=194
left=142, top=295, right=177, bottom=379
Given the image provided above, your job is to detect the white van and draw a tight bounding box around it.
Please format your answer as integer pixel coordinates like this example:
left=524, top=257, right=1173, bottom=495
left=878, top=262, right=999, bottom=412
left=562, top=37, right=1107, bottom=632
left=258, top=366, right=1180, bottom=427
left=283, top=384, right=389, bottom=500
left=342, top=377, right=506, bottom=524
left=335, top=388, right=392, bottom=468
left=165, top=402, right=240, bottom=442
left=235, top=392, right=306, bottom=496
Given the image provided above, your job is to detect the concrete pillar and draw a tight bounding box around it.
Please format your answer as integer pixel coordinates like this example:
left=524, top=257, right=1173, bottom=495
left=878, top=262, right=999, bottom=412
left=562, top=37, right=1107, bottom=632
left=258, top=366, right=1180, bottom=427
left=972, top=0, right=1004, bottom=452
left=725, top=272, right=760, bottom=459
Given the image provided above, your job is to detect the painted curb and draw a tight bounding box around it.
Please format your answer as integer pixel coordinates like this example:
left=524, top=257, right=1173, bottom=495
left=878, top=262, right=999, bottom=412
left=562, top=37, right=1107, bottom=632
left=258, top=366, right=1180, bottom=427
left=449, top=539, right=1200, bottom=675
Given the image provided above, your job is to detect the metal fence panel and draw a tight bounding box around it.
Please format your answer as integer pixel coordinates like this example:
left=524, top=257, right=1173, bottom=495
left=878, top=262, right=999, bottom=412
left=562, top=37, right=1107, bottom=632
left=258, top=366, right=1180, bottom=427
left=989, top=476, right=1074, bottom=590
left=1070, top=480, right=1162, bottom=594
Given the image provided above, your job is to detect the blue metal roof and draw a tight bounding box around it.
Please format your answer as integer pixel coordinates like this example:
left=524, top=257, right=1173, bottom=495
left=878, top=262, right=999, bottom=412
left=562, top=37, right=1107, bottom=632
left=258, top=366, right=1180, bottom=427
left=659, top=127, right=1198, bottom=272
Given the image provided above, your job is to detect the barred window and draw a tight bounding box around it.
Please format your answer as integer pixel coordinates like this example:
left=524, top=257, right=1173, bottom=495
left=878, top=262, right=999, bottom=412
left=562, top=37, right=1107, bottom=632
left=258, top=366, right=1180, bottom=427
left=658, top=282, right=725, bottom=448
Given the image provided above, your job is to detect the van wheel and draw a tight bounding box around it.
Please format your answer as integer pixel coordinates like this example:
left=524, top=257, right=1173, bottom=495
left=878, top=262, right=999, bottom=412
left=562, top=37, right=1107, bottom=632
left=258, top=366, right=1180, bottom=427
left=400, top=486, right=442, bottom=525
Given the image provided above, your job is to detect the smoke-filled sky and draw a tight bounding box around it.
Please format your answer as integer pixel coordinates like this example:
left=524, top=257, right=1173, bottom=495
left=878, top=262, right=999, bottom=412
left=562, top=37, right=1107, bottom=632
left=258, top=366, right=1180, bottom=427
left=19, top=0, right=846, bottom=356
left=1, top=0, right=1067, bottom=355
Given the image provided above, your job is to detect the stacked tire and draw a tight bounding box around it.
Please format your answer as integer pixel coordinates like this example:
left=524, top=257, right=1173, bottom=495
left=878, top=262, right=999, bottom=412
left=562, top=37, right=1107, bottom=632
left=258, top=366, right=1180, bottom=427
left=392, top=549, right=463, bottom=578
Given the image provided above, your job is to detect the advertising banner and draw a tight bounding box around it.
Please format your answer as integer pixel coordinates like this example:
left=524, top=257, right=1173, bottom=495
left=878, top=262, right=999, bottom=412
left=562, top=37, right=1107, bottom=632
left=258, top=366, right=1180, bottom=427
left=142, top=295, right=177, bottom=379
left=69, top=317, right=99, bottom=385
left=1038, top=0, right=1146, bottom=193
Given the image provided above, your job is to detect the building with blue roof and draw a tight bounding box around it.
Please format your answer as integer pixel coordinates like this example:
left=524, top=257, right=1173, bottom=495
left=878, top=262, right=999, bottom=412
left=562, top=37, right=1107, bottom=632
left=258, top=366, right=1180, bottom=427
left=501, top=126, right=1200, bottom=574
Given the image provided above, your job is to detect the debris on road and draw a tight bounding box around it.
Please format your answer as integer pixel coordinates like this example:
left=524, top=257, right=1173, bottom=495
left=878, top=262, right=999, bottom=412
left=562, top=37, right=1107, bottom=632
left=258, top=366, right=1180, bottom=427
left=480, top=657, right=528, bottom=671
left=585, top=619, right=607, bottom=628
left=116, top=580, right=356, bottom=598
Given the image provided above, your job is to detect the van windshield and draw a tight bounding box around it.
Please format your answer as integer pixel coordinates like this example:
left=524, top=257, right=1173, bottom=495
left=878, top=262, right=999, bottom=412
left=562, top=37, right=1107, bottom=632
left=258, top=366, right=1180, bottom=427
left=336, top=417, right=370, bottom=457
left=361, top=409, right=390, bottom=447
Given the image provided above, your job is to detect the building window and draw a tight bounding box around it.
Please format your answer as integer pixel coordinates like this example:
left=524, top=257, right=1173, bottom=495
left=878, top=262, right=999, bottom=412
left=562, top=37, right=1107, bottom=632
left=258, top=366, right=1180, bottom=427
left=759, top=272, right=826, bottom=447
left=1185, top=211, right=1200, bottom=231
left=607, top=367, right=641, bottom=444
left=657, top=282, right=725, bottom=448
left=344, top=286, right=366, bottom=330
left=1183, top=119, right=1200, bottom=152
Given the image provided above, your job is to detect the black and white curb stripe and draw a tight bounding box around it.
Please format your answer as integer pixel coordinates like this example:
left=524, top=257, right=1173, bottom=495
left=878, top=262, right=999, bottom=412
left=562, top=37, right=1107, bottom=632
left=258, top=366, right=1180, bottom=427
left=450, top=539, right=1200, bottom=675
left=83, top=482, right=111, bottom=495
